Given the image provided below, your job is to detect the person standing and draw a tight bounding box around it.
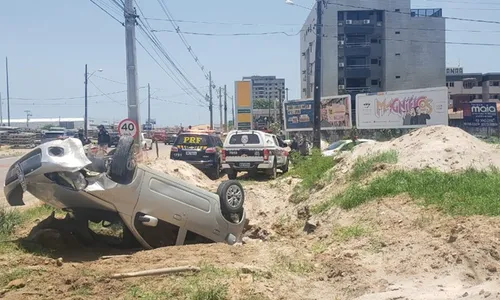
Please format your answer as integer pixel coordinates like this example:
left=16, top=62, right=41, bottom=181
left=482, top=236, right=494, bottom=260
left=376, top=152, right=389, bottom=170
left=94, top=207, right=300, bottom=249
left=97, top=125, right=110, bottom=156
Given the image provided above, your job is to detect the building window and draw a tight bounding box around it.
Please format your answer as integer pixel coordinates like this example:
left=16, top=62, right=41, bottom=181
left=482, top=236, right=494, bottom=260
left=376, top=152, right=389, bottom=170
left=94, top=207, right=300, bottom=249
left=396, top=76, right=401, bottom=79
left=446, top=82, right=455, bottom=87
left=395, top=9, right=400, bottom=12
left=371, top=58, right=378, bottom=64
left=395, top=31, right=400, bottom=34
left=346, top=56, right=366, bottom=66
left=490, top=81, right=500, bottom=86
left=463, top=81, right=476, bottom=89
left=371, top=80, right=378, bottom=85
left=338, top=11, right=344, bottom=20
left=395, top=53, right=401, bottom=56
left=370, top=38, right=378, bottom=43
left=376, top=11, right=383, bottom=22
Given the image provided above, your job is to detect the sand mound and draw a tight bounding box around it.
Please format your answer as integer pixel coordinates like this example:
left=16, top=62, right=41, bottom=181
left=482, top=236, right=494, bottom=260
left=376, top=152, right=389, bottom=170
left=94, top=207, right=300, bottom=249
left=144, top=157, right=212, bottom=189
left=338, top=125, right=500, bottom=172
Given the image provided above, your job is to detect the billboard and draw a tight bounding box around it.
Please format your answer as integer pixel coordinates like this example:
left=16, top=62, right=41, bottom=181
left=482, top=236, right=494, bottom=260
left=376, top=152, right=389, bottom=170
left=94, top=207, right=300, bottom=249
left=283, top=95, right=352, bottom=131
left=355, top=87, right=448, bottom=129
left=463, top=102, right=498, bottom=127
left=234, top=80, right=252, bottom=130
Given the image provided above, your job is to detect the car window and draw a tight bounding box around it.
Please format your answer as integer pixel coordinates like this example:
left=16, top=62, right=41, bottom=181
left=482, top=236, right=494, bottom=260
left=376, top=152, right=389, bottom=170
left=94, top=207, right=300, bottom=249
left=326, top=141, right=346, bottom=150
left=175, top=134, right=210, bottom=146
left=43, top=132, right=66, bottom=138
left=228, top=133, right=260, bottom=144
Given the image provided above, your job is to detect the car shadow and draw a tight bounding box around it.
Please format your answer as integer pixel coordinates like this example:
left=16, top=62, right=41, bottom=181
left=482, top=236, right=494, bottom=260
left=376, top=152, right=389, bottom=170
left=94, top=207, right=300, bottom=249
left=13, top=235, right=142, bottom=263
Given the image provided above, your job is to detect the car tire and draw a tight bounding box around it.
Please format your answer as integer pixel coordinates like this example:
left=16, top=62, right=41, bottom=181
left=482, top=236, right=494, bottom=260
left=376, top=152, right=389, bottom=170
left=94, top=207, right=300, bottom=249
left=281, top=159, right=289, bottom=173
left=227, top=169, right=238, bottom=180
left=268, top=160, right=277, bottom=179
left=209, top=161, right=221, bottom=180
left=109, top=135, right=136, bottom=184
left=218, top=180, right=244, bottom=214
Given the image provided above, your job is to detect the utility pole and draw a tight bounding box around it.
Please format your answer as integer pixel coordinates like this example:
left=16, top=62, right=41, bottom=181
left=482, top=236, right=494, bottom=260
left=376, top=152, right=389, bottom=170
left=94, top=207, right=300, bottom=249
left=223, top=85, right=227, bottom=132
left=312, top=0, right=324, bottom=149
left=231, top=96, right=235, bottom=129
left=147, top=83, right=151, bottom=126
left=24, top=110, right=32, bottom=128
left=124, top=0, right=141, bottom=145
left=84, top=64, right=88, bottom=137
left=218, top=87, right=223, bottom=131
left=0, top=92, right=3, bottom=125
left=5, top=57, right=10, bottom=126
left=208, top=71, right=213, bottom=130
left=278, top=88, right=283, bottom=131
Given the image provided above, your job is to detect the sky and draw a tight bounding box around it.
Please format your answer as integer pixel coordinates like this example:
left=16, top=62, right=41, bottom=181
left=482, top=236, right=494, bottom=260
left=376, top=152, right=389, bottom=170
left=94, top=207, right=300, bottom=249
left=1, top=0, right=500, bottom=126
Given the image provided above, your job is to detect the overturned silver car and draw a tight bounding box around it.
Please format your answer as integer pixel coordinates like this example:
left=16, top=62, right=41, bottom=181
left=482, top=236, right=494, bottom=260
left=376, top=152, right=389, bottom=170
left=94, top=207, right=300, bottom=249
left=4, top=136, right=246, bottom=249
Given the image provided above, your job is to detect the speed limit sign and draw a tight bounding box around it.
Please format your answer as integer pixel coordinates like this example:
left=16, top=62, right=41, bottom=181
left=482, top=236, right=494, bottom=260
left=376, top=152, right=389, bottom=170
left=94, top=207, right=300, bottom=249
left=118, top=118, right=139, bottom=138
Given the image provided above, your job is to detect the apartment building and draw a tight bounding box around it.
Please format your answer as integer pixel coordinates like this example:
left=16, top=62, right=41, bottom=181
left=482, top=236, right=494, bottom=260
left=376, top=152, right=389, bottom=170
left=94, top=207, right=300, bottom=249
left=242, top=76, right=285, bottom=102
left=447, top=72, right=500, bottom=110
left=300, top=0, right=446, bottom=100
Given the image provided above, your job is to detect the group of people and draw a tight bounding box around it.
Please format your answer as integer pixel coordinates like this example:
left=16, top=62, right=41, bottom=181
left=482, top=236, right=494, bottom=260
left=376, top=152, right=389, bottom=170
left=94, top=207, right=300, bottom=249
left=76, top=125, right=111, bottom=155
left=289, top=135, right=310, bottom=156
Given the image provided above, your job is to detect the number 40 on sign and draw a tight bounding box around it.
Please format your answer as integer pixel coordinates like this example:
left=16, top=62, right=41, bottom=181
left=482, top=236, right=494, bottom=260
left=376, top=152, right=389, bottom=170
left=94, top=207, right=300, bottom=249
left=118, top=118, right=139, bottom=138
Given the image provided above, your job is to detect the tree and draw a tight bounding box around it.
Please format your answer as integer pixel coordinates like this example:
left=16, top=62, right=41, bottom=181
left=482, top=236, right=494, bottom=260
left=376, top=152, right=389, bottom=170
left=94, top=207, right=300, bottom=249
left=253, top=98, right=277, bottom=109
left=41, top=124, right=55, bottom=130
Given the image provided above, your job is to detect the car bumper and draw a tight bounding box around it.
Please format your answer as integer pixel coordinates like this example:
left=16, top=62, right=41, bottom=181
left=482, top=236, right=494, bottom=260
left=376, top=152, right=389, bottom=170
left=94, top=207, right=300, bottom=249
left=221, top=161, right=273, bottom=170
left=170, top=158, right=217, bottom=170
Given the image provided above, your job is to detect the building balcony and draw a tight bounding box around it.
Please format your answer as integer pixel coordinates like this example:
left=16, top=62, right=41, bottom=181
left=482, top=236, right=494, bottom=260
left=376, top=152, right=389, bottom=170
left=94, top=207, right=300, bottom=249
left=342, top=65, right=371, bottom=78
left=345, top=86, right=372, bottom=93
left=339, top=42, right=371, bottom=56
left=411, top=8, right=442, bottom=18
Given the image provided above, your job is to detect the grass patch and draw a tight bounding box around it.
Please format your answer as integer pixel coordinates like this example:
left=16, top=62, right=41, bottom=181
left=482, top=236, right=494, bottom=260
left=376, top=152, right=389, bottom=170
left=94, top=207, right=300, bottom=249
left=0, top=268, right=32, bottom=287
left=314, top=168, right=500, bottom=216
left=288, top=149, right=335, bottom=203
left=274, top=254, right=314, bottom=274
left=126, top=265, right=230, bottom=300
left=350, top=150, right=398, bottom=181
left=0, top=204, right=61, bottom=255
left=333, top=225, right=367, bottom=241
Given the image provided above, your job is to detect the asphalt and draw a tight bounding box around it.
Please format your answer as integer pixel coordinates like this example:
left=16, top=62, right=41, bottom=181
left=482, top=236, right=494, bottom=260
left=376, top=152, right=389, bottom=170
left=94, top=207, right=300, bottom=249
left=0, top=155, right=39, bottom=208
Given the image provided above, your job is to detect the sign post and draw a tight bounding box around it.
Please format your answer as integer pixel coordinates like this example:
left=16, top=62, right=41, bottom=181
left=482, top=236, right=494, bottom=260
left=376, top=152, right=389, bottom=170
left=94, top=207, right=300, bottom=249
left=118, top=118, right=139, bottom=138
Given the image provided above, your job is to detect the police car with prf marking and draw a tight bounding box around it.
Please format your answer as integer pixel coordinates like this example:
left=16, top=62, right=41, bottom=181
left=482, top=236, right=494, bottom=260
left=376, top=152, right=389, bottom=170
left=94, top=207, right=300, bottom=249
left=169, top=130, right=224, bottom=179
left=221, top=130, right=289, bottom=180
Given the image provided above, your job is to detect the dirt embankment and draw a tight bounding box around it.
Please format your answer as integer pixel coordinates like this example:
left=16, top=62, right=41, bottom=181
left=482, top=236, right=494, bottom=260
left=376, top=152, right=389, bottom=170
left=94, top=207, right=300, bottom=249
left=337, top=125, right=500, bottom=173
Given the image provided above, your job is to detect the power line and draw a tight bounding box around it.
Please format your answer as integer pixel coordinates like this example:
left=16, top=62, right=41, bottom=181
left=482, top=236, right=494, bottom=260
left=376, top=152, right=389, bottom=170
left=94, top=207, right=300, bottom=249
left=134, top=1, right=208, bottom=106
left=149, top=28, right=500, bottom=46
left=88, top=0, right=124, bottom=25
left=136, top=25, right=208, bottom=106
left=152, top=29, right=300, bottom=36
left=145, top=18, right=301, bottom=27
left=151, top=96, right=206, bottom=107
left=10, top=88, right=143, bottom=101
left=88, top=79, right=125, bottom=106
left=155, top=0, right=211, bottom=81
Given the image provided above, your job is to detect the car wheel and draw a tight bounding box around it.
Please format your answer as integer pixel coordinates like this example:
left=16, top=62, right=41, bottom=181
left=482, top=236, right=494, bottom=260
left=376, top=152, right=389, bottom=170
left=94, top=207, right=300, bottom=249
left=281, top=159, right=289, bottom=173
left=227, top=169, right=237, bottom=180
left=209, top=162, right=221, bottom=180
left=109, top=135, right=136, bottom=184
left=218, top=180, right=244, bottom=214
left=268, top=160, right=277, bottom=179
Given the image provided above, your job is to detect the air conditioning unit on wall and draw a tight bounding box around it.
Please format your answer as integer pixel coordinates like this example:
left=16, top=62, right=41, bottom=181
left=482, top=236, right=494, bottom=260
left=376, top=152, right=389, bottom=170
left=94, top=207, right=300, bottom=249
left=338, top=40, right=344, bottom=45
left=363, top=19, right=371, bottom=24
left=339, top=63, right=345, bottom=67
left=345, top=20, right=353, bottom=24
left=339, top=85, right=345, bottom=89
